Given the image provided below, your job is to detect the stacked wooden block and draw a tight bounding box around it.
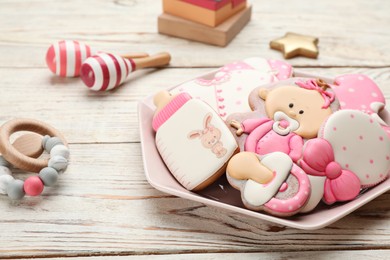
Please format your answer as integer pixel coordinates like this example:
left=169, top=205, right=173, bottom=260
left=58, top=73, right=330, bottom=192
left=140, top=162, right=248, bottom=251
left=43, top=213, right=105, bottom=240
left=158, top=0, right=252, bottom=47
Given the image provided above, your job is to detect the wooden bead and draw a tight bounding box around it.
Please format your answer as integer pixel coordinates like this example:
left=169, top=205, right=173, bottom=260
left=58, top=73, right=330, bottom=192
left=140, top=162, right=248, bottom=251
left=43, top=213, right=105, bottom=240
left=24, top=176, right=44, bottom=196
left=7, top=179, right=25, bottom=200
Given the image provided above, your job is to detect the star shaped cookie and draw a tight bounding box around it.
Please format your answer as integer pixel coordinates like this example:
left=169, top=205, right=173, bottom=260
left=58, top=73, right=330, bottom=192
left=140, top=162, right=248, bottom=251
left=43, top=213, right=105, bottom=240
left=270, top=33, right=319, bottom=59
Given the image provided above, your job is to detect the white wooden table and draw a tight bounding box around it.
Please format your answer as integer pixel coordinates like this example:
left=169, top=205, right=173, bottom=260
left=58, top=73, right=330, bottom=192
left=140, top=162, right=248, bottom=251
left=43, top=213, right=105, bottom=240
left=0, top=0, right=389, bottom=259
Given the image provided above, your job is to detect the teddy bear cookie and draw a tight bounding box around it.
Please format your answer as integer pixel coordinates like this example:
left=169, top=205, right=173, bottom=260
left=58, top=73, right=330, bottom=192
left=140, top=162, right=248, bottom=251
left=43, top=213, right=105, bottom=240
left=226, top=78, right=334, bottom=215
left=170, top=57, right=293, bottom=120
left=227, top=77, right=390, bottom=215
left=152, top=91, right=239, bottom=191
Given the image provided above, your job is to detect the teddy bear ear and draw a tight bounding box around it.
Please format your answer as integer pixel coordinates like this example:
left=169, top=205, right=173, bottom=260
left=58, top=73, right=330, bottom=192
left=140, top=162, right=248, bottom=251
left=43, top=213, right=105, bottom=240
left=258, top=88, right=269, bottom=100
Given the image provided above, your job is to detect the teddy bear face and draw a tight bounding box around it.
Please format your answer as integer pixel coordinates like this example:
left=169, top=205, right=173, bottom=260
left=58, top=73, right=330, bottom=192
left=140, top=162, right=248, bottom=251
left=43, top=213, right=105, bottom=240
left=262, top=85, right=332, bottom=139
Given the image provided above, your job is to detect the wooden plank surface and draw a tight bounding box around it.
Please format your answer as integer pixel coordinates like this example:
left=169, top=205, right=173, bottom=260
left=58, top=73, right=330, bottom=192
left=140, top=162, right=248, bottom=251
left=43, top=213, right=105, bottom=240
left=0, top=0, right=389, bottom=68
left=0, top=0, right=389, bottom=259
left=13, top=250, right=390, bottom=260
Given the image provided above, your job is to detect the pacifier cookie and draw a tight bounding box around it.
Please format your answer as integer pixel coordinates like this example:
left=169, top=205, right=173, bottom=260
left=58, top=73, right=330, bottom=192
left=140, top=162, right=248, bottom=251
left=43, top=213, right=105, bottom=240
left=226, top=151, right=311, bottom=216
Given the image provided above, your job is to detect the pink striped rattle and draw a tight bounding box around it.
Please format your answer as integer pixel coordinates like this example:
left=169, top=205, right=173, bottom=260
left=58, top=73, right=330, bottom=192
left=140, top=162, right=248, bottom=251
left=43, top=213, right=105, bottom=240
left=45, top=40, right=149, bottom=77
left=80, top=52, right=171, bottom=91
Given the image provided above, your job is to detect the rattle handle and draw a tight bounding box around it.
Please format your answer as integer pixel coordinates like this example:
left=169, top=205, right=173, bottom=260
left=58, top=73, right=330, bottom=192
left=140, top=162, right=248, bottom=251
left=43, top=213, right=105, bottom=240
left=133, top=52, right=171, bottom=70
left=120, top=52, right=149, bottom=59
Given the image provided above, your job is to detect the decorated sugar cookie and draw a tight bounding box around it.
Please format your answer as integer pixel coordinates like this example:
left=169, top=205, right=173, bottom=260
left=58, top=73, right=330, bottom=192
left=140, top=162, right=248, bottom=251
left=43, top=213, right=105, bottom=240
left=152, top=91, right=239, bottom=191
left=230, top=78, right=335, bottom=160
left=332, top=74, right=385, bottom=116
left=318, top=110, right=390, bottom=188
left=170, top=57, right=293, bottom=119
left=299, top=138, right=361, bottom=205
left=227, top=78, right=336, bottom=215
left=227, top=152, right=311, bottom=217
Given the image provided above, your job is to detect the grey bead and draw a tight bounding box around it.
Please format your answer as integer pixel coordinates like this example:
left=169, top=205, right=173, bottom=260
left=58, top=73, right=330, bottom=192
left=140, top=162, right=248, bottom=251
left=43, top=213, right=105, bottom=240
left=44, top=137, right=63, bottom=152
left=42, top=135, right=50, bottom=149
left=50, top=144, right=70, bottom=159
left=39, top=167, right=59, bottom=186
left=48, top=156, right=68, bottom=171
left=0, top=166, right=12, bottom=176
left=0, top=156, right=10, bottom=167
left=7, top=179, right=25, bottom=200
left=0, top=174, right=14, bottom=194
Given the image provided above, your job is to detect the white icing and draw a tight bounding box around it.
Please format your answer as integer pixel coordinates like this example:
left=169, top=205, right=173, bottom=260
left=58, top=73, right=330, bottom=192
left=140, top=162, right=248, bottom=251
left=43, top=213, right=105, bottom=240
left=300, top=175, right=325, bottom=213
left=272, top=111, right=300, bottom=136
left=156, top=99, right=238, bottom=190
left=321, top=110, right=390, bottom=186
left=242, top=152, right=292, bottom=206
left=169, top=58, right=274, bottom=119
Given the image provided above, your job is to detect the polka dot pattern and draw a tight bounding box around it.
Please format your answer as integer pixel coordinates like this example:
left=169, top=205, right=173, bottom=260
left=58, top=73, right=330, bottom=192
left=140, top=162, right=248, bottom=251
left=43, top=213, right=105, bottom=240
left=170, top=58, right=292, bottom=120
left=333, top=74, right=385, bottom=115
left=267, top=60, right=293, bottom=81
left=264, top=164, right=310, bottom=214
left=321, top=110, right=390, bottom=187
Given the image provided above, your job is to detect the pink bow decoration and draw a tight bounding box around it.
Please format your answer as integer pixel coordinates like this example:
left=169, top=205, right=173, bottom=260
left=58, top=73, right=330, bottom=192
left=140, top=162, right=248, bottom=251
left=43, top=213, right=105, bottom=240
left=299, top=138, right=361, bottom=204
left=296, top=79, right=335, bottom=109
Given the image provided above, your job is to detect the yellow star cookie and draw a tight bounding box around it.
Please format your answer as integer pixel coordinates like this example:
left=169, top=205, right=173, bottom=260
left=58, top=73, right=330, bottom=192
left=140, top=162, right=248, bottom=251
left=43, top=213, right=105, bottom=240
left=270, top=32, right=319, bottom=59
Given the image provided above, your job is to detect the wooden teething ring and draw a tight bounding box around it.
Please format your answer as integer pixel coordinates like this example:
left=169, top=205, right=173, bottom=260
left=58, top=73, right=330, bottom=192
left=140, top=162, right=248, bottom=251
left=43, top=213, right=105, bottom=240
left=0, top=118, right=67, bottom=172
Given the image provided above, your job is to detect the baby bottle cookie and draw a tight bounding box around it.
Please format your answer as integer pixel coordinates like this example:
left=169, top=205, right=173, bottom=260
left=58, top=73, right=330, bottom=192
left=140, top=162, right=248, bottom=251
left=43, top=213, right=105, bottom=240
left=152, top=91, right=239, bottom=191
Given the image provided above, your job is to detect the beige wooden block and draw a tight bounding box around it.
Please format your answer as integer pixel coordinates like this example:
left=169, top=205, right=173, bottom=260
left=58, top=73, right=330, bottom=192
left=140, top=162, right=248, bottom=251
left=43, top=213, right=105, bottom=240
left=158, top=5, right=252, bottom=47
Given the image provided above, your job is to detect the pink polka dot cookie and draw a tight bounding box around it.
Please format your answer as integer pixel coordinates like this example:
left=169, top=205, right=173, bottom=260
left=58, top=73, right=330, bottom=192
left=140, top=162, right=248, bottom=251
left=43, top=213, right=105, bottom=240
left=170, top=57, right=293, bottom=120
left=332, top=74, right=386, bottom=123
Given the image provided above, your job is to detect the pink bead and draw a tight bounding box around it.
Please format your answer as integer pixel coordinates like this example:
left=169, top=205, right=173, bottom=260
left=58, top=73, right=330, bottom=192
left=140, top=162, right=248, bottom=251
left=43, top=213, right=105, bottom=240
left=23, top=176, right=44, bottom=196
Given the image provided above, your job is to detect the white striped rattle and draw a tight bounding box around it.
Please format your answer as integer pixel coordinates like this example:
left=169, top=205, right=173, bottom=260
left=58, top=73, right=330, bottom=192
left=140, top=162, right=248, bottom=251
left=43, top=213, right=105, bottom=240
left=45, top=40, right=149, bottom=77
left=80, top=52, right=171, bottom=91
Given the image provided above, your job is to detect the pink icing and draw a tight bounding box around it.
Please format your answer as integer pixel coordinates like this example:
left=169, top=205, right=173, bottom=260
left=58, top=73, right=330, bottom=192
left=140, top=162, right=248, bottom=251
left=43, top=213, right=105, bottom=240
left=299, top=138, right=361, bottom=204
left=264, top=164, right=310, bottom=214
left=267, top=59, right=293, bottom=81
left=241, top=118, right=303, bottom=162
left=332, top=74, right=385, bottom=115
left=381, top=126, right=390, bottom=139
left=295, top=79, right=335, bottom=109
left=279, top=182, right=288, bottom=192
left=152, top=92, right=192, bottom=131
left=221, top=61, right=254, bottom=72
